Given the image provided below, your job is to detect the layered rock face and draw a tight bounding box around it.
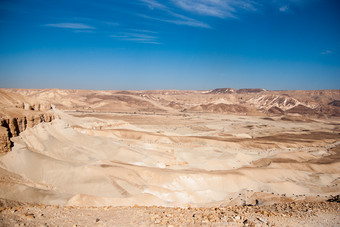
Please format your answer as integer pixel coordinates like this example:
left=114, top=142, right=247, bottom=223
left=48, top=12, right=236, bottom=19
left=22, top=102, right=52, bottom=111
left=1, top=113, right=54, bottom=136
left=0, top=127, right=12, bottom=153
left=0, top=90, right=55, bottom=153
left=0, top=113, right=55, bottom=153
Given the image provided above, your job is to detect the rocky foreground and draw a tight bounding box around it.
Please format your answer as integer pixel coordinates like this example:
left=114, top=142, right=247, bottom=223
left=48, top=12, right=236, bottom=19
left=0, top=198, right=339, bottom=226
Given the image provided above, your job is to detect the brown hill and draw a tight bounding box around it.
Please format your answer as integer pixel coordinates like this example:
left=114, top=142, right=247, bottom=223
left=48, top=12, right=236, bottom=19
left=2, top=88, right=340, bottom=117
left=207, top=88, right=236, bottom=94
left=286, top=104, right=317, bottom=115
left=267, top=106, right=284, bottom=115
left=189, top=103, right=252, bottom=114
left=236, top=88, right=265, bottom=93
left=328, top=100, right=340, bottom=107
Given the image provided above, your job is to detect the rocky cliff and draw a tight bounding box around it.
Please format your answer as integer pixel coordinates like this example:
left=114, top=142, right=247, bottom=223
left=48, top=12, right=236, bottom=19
left=0, top=113, right=55, bottom=153
left=0, top=90, right=55, bottom=153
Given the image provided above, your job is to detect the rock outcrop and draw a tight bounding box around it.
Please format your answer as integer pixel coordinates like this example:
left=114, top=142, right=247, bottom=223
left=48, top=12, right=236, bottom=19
left=328, top=100, right=340, bottom=107
left=267, top=106, right=284, bottom=115
left=0, top=113, right=55, bottom=153
left=22, top=102, right=52, bottom=111
left=0, top=126, right=12, bottom=154
left=286, top=104, right=316, bottom=115
left=236, top=88, right=265, bottom=93
left=207, top=88, right=236, bottom=94
left=0, top=89, right=55, bottom=153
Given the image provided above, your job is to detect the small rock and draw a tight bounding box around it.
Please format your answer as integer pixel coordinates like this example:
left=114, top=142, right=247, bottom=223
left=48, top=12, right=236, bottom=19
left=257, top=217, right=267, bottom=224
left=25, top=213, right=35, bottom=219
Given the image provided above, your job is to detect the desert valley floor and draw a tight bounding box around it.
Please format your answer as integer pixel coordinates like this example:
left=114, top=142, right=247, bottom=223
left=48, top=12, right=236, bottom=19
left=0, top=88, right=339, bottom=226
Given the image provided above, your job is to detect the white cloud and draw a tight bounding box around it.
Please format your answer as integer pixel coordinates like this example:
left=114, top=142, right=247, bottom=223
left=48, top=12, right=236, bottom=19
left=45, top=23, right=95, bottom=29
left=279, top=5, right=289, bottom=12
left=139, top=13, right=210, bottom=28
left=173, top=0, right=231, bottom=18
left=139, top=0, right=310, bottom=28
left=171, top=0, right=257, bottom=18
left=274, top=0, right=309, bottom=13
left=129, top=29, right=158, bottom=34
left=140, top=0, right=167, bottom=10
left=111, top=31, right=160, bottom=44
left=127, top=33, right=158, bottom=40
left=166, top=12, right=211, bottom=28
left=73, top=30, right=95, bottom=33
left=321, top=50, right=333, bottom=55
left=139, top=0, right=211, bottom=28
left=164, top=18, right=211, bottom=28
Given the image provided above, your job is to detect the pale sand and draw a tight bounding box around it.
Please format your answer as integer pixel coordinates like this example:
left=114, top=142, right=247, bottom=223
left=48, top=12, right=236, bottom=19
left=0, top=108, right=339, bottom=207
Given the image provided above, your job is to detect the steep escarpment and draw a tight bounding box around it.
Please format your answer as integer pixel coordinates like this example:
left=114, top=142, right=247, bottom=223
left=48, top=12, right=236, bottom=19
left=0, top=90, right=55, bottom=153
left=0, top=126, right=12, bottom=153
left=0, top=113, right=55, bottom=153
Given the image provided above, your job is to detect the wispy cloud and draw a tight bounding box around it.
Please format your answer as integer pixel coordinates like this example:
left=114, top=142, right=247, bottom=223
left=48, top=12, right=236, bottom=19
left=172, top=0, right=257, bottom=18
left=274, top=0, right=308, bottom=13
left=168, top=11, right=211, bottom=28
left=140, top=13, right=210, bottom=28
left=139, top=0, right=211, bottom=28
left=172, top=0, right=232, bottom=18
left=41, top=1, right=313, bottom=45
left=73, top=30, right=95, bottom=33
left=139, top=0, right=258, bottom=29
left=321, top=49, right=333, bottom=55
left=128, top=29, right=158, bottom=34
left=163, top=18, right=210, bottom=28
left=45, top=23, right=95, bottom=29
left=140, top=0, right=167, bottom=10
left=279, top=5, right=289, bottom=12
left=111, top=31, right=161, bottom=44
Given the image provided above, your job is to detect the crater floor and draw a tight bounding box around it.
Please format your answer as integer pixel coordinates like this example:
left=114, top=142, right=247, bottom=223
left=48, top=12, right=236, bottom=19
left=0, top=109, right=339, bottom=207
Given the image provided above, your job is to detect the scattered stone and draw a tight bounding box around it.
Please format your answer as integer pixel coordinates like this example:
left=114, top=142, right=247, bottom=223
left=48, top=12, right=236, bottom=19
left=24, top=213, right=35, bottom=219
left=257, top=217, right=267, bottom=224
left=327, top=195, right=340, bottom=203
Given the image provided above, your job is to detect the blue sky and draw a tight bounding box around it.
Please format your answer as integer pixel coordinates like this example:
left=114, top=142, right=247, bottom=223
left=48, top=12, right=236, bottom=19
left=0, top=0, right=339, bottom=90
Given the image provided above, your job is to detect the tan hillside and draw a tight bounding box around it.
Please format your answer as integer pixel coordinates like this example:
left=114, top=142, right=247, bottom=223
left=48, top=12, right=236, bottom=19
left=0, top=88, right=339, bottom=226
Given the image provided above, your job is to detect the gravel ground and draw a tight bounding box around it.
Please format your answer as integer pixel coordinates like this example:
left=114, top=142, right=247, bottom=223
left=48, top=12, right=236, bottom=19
left=0, top=199, right=339, bottom=226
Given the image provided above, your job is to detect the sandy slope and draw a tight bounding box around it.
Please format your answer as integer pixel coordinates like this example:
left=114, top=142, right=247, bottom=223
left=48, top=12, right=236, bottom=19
left=0, top=107, right=339, bottom=207
left=0, top=88, right=339, bottom=226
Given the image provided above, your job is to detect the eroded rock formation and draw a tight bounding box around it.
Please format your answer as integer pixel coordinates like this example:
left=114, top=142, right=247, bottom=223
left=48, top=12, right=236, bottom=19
left=0, top=113, right=55, bottom=153
left=0, top=89, right=55, bottom=153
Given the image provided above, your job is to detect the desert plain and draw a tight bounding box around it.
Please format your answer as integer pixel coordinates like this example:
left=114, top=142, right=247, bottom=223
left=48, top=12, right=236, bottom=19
left=0, top=88, right=339, bottom=226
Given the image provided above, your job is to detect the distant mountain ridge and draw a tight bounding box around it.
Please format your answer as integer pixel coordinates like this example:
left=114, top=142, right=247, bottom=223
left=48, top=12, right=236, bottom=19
left=207, top=88, right=266, bottom=94
left=1, top=88, right=339, bottom=118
